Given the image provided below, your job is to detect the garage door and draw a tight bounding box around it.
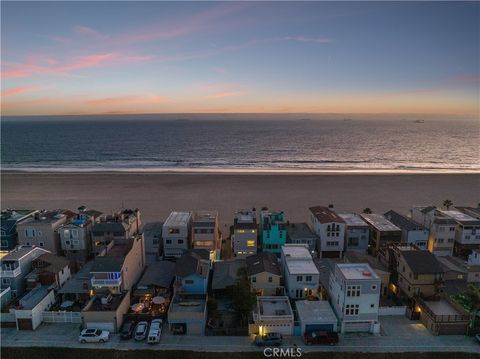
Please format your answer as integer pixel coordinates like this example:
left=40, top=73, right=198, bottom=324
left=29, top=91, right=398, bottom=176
left=344, top=321, right=372, bottom=333
left=17, top=318, right=33, bottom=330
left=264, top=324, right=292, bottom=336
left=305, top=324, right=334, bottom=333
left=86, top=322, right=115, bottom=332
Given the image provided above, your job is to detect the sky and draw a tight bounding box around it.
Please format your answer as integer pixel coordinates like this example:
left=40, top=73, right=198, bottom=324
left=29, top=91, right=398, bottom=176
left=1, top=1, right=479, bottom=117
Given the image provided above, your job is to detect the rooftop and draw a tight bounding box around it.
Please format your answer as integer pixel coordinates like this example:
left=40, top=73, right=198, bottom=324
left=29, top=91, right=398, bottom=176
left=309, top=206, right=345, bottom=224
left=337, top=213, right=369, bottom=227
left=257, top=296, right=293, bottom=317
left=234, top=209, right=256, bottom=224
left=360, top=213, right=401, bottom=232
left=212, top=259, right=246, bottom=290
left=85, top=292, right=126, bottom=312
left=1, top=245, right=48, bottom=262
left=91, top=256, right=124, bottom=273
left=22, top=210, right=66, bottom=224
left=169, top=293, right=206, bottom=313
left=425, top=299, right=462, bottom=316
left=295, top=300, right=337, bottom=323
left=285, top=222, right=317, bottom=240
left=143, top=222, right=164, bottom=233
left=384, top=210, right=426, bottom=231
left=19, top=285, right=51, bottom=310
left=174, top=249, right=209, bottom=278
left=337, top=263, right=379, bottom=280
left=137, top=260, right=175, bottom=288
left=282, top=245, right=319, bottom=275
left=33, top=253, right=70, bottom=273
left=193, top=211, right=218, bottom=226
left=58, top=261, right=94, bottom=294
left=413, top=205, right=437, bottom=214
left=246, top=252, right=281, bottom=276
left=455, top=206, right=480, bottom=219
left=439, top=210, right=480, bottom=225
left=164, top=211, right=192, bottom=227
left=400, top=250, right=444, bottom=275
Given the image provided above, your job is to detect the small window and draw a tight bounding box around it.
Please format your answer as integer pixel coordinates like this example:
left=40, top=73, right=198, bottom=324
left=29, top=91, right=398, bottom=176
left=268, top=277, right=272, bottom=283
left=185, top=279, right=194, bottom=284
left=39, top=242, right=44, bottom=247
left=178, top=239, right=184, bottom=244
left=252, top=276, right=257, bottom=283
left=371, top=285, right=377, bottom=290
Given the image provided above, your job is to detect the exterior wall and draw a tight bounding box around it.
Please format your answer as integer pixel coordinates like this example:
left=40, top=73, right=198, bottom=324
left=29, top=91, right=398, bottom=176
left=250, top=272, right=282, bottom=295
left=232, top=229, right=257, bottom=256
left=406, top=230, right=429, bottom=249
left=310, top=215, right=346, bottom=257
left=18, top=220, right=65, bottom=254
left=82, top=291, right=131, bottom=332
left=396, top=256, right=440, bottom=298
left=144, top=227, right=162, bottom=260
left=262, top=224, right=287, bottom=256
left=345, top=225, right=369, bottom=253
left=428, top=223, right=455, bottom=256
left=15, top=289, right=55, bottom=330
left=368, top=229, right=402, bottom=256
left=162, top=216, right=191, bottom=258
left=1, top=230, right=17, bottom=251
left=411, top=209, right=435, bottom=229
left=121, top=236, right=145, bottom=291
left=179, top=273, right=208, bottom=294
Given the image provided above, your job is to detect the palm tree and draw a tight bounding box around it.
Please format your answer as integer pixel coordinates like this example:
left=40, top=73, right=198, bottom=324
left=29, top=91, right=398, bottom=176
left=465, top=284, right=480, bottom=330
left=363, top=208, right=372, bottom=214
left=443, top=199, right=453, bottom=210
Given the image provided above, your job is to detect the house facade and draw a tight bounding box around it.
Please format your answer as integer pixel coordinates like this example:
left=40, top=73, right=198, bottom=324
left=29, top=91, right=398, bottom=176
left=174, top=249, right=210, bottom=294
left=25, top=253, right=71, bottom=290
left=250, top=296, right=294, bottom=336
left=246, top=252, right=282, bottom=296
left=232, top=209, right=258, bottom=257
left=427, top=216, right=456, bottom=256
left=58, top=217, right=93, bottom=263
left=1, top=210, right=37, bottom=251
left=285, top=222, right=318, bottom=253
left=338, top=213, right=369, bottom=253
left=309, top=206, right=346, bottom=258
left=191, top=211, right=220, bottom=260
left=143, top=221, right=163, bottom=263
left=360, top=213, right=402, bottom=256
left=281, top=244, right=320, bottom=299
left=384, top=210, right=429, bottom=250
left=329, top=263, right=380, bottom=333
left=261, top=210, right=287, bottom=256
left=439, top=210, right=480, bottom=258
left=162, top=211, right=192, bottom=258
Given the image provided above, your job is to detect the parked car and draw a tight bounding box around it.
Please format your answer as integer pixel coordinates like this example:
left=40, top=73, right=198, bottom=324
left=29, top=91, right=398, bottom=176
left=134, top=321, right=149, bottom=341
left=254, top=332, right=283, bottom=346
left=120, top=320, right=135, bottom=340
left=78, top=328, right=110, bottom=343
left=304, top=331, right=339, bottom=345
left=147, top=319, right=163, bottom=344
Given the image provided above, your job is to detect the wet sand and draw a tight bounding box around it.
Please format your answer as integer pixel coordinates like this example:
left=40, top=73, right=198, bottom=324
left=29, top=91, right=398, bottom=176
left=1, top=172, right=479, bottom=231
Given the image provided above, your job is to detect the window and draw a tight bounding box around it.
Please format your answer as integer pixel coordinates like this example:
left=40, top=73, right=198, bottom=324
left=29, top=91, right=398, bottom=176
left=347, top=285, right=361, bottom=297
left=185, top=280, right=194, bottom=284
left=449, top=227, right=455, bottom=232
left=370, top=304, right=375, bottom=308
left=73, top=240, right=79, bottom=245
left=169, top=228, right=180, bottom=234
left=305, top=276, right=312, bottom=282
left=268, top=277, right=272, bottom=283
left=371, top=285, right=377, bottom=290
left=39, top=242, right=44, bottom=247
left=247, top=240, right=255, bottom=247
left=345, top=304, right=359, bottom=316
left=252, top=276, right=257, bottom=283
left=24, top=228, right=35, bottom=238
left=65, top=240, right=71, bottom=245
left=166, top=239, right=172, bottom=244
left=2, top=278, right=11, bottom=285
left=71, top=229, right=79, bottom=238
left=296, top=275, right=303, bottom=282
left=178, top=239, right=184, bottom=244
left=37, top=231, right=42, bottom=236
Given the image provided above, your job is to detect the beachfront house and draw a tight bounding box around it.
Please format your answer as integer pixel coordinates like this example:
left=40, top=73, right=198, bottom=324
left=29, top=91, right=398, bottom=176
left=438, top=210, right=480, bottom=258
left=58, top=217, right=94, bottom=264
left=17, top=210, right=71, bottom=254
left=173, top=249, right=210, bottom=294
left=1, top=209, right=37, bottom=251
left=329, top=263, right=381, bottom=333
left=309, top=206, right=346, bottom=258
left=410, top=205, right=437, bottom=229
left=143, top=221, right=164, bottom=263
left=281, top=244, right=320, bottom=299
left=384, top=210, right=429, bottom=250
left=285, top=222, right=318, bottom=253
left=162, top=211, right=192, bottom=258
left=338, top=213, right=370, bottom=253
left=360, top=213, right=402, bottom=256
left=427, top=214, right=456, bottom=256
left=232, top=209, right=258, bottom=257
left=246, top=252, right=283, bottom=296
left=261, top=209, right=287, bottom=257
left=25, top=253, right=71, bottom=290
left=191, top=211, right=220, bottom=260
left=0, top=245, right=50, bottom=299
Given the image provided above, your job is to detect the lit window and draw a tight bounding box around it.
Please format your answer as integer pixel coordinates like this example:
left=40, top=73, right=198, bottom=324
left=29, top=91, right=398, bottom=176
left=247, top=240, right=255, bottom=247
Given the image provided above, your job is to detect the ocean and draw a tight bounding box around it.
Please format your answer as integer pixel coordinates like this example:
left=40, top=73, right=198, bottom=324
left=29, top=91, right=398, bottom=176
left=1, top=116, right=479, bottom=172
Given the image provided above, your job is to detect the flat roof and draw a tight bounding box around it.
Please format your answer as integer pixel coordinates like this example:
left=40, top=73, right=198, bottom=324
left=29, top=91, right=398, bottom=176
left=19, top=286, right=51, bottom=310
left=257, top=296, right=293, bottom=317
left=282, top=245, right=319, bottom=275
left=439, top=210, right=480, bottom=225
left=360, top=214, right=401, bottom=232
left=285, top=223, right=317, bottom=240
left=234, top=209, right=256, bottom=223
left=193, top=210, right=218, bottom=222
left=169, top=293, right=206, bottom=313
left=164, top=211, right=192, bottom=227
left=337, top=263, right=379, bottom=280
left=338, top=213, right=369, bottom=227
left=296, top=300, right=337, bottom=324
left=1, top=245, right=48, bottom=261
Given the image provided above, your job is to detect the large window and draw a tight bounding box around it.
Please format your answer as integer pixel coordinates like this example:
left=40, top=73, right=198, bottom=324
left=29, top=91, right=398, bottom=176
left=345, top=304, right=359, bottom=316
left=247, top=240, right=255, bottom=247
left=24, top=228, right=35, bottom=238
left=346, top=285, right=361, bottom=297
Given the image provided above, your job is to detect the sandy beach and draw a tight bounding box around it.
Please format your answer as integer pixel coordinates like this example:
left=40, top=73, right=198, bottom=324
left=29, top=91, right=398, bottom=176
left=1, top=172, right=479, bottom=232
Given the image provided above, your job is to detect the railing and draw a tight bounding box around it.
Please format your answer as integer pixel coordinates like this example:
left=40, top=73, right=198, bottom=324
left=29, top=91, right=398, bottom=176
left=0, top=267, right=21, bottom=277
left=378, top=306, right=406, bottom=316
left=416, top=296, right=470, bottom=322
left=91, top=278, right=122, bottom=287
left=43, top=311, right=82, bottom=323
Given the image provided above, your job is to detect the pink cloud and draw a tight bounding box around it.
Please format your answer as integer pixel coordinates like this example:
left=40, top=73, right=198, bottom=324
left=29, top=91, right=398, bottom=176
left=204, top=91, right=245, bottom=99
left=74, top=25, right=99, bottom=35
left=1, top=86, right=46, bottom=97
left=86, top=94, right=171, bottom=106
left=283, top=36, right=333, bottom=44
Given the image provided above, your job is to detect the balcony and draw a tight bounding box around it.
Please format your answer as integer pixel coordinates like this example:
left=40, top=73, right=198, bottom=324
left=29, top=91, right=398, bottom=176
left=0, top=267, right=21, bottom=277
left=91, top=277, right=122, bottom=287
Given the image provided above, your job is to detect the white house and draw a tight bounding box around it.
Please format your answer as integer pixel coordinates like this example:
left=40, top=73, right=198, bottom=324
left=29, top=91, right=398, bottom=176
left=384, top=210, right=429, bottom=250
left=329, top=263, right=380, bottom=333
left=309, top=206, right=345, bottom=258
left=295, top=300, right=338, bottom=334
left=162, top=212, right=192, bottom=258
left=281, top=244, right=320, bottom=299
left=438, top=210, right=480, bottom=258
left=250, top=296, right=294, bottom=336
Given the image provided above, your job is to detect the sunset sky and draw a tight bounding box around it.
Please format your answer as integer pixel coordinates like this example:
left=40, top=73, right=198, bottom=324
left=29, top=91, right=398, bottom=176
left=1, top=1, right=479, bottom=117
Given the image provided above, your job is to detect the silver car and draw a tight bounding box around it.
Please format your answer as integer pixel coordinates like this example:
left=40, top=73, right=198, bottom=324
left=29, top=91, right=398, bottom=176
left=134, top=321, right=149, bottom=341
left=78, top=328, right=110, bottom=343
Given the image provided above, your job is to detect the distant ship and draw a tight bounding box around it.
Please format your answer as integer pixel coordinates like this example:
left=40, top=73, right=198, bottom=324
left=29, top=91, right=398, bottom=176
left=413, top=119, right=425, bottom=123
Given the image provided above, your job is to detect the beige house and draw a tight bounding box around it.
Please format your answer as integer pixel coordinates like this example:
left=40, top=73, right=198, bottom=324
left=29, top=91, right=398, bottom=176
left=82, top=290, right=131, bottom=332
left=394, top=246, right=444, bottom=299
left=17, top=210, right=70, bottom=254
left=246, top=252, right=282, bottom=296
left=249, top=296, right=294, bottom=336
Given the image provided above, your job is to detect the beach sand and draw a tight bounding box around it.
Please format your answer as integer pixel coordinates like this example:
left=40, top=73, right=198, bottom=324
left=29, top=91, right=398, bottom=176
left=1, top=172, right=479, bottom=232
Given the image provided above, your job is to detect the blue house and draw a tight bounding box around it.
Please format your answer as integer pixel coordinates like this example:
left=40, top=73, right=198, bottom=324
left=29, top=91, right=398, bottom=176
left=1, top=210, right=37, bottom=251
left=261, top=210, right=287, bottom=257
left=174, top=249, right=210, bottom=294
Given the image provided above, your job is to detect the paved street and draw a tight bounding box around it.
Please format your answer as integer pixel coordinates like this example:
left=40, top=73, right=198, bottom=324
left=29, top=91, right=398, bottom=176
left=1, top=316, right=479, bottom=353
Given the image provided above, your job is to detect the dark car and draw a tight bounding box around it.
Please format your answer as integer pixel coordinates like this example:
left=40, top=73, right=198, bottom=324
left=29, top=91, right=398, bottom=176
left=304, top=331, right=339, bottom=345
left=254, top=332, right=283, bottom=346
left=120, top=320, right=135, bottom=340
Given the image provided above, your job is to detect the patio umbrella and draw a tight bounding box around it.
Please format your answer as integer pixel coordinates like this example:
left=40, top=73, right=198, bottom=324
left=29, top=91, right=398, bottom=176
left=152, top=296, right=166, bottom=305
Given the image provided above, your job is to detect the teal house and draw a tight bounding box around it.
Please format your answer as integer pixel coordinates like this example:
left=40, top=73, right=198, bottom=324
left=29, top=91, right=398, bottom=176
left=261, top=210, right=287, bottom=257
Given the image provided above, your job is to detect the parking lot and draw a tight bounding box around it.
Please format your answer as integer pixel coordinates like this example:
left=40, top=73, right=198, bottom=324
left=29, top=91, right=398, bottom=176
left=1, top=316, right=479, bottom=353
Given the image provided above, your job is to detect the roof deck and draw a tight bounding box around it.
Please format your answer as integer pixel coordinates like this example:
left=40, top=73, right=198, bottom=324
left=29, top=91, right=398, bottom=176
left=361, top=213, right=401, bottom=232
left=164, top=211, right=192, bottom=227
left=337, top=263, right=379, bottom=280
left=257, top=296, right=293, bottom=317
left=282, top=245, right=318, bottom=275
left=338, top=213, right=369, bottom=227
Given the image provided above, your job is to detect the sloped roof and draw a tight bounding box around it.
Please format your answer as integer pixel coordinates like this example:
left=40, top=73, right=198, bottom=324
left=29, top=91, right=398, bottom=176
left=137, top=260, right=175, bottom=288
left=174, top=249, right=209, bottom=278
left=34, top=253, right=69, bottom=273
left=384, top=210, right=425, bottom=231
left=246, top=252, right=281, bottom=276
left=309, top=206, right=345, bottom=224
left=212, top=259, right=246, bottom=290
left=401, top=250, right=444, bottom=275
left=92, top=222, right=126, bottom=233
left=91, top=256, right=124, bottom=272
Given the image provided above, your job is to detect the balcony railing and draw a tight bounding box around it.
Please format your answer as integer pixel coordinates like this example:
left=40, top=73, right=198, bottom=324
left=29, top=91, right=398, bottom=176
left=0, top=267, right=21, bottom=277
left=91, top=277, right=122, bottom=287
